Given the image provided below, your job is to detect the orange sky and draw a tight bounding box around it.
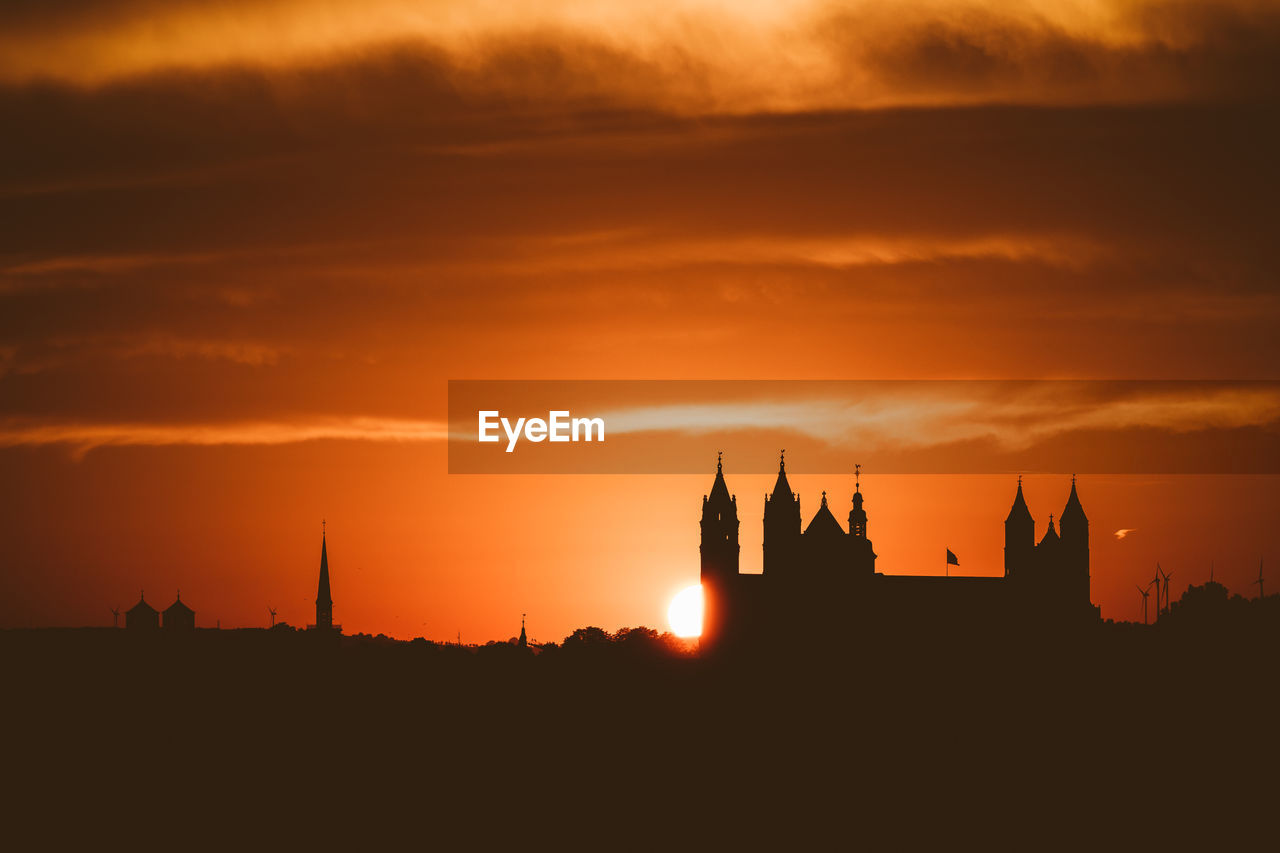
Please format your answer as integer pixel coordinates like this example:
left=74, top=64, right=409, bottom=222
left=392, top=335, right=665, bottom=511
left=1, top=0, right=1278, bottom=639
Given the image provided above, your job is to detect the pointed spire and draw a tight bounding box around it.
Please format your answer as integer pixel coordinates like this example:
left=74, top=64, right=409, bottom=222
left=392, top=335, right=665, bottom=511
left=316, top=522, right=333, bottom=629
left=707, top=452, right=732, bottom=504
left=1006, top=476, right=1034, bottom=525
left=821, top=490, right=827, bottom=506
left=1061, top=475, right=1087, bottom=524
left=769, top=449, right=794, bottom=501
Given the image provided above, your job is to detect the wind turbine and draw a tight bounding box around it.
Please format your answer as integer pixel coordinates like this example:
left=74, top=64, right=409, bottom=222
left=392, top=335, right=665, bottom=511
left=110, top=607, right=120, bottom=629
left=1158, top=567, right=1173, bottom=616
left=1151, top=564, right=1163, bottom=620
left=268, top=607, right=277, bottom=628
left=1137, top=584, right=1152, bottom=625
left=1255, top=558, right=1265, bottom=599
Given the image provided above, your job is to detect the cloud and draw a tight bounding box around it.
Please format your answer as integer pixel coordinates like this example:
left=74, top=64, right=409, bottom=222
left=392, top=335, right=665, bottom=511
left=1, top=7, right=1278, bottom=432
left=597, top=383, right=1280, bottom=452
left=0, top=416, right=448, bottom=458
left=0, top=1, right=1277, bottom=108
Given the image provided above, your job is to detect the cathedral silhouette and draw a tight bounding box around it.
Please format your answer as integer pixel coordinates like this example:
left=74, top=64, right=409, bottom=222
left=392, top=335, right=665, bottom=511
left=699, top=453, right=1099, bottom=648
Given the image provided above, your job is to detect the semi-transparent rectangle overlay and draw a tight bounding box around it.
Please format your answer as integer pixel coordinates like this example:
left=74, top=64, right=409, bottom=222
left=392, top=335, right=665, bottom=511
left=447, top=380, right=1280, bottom=474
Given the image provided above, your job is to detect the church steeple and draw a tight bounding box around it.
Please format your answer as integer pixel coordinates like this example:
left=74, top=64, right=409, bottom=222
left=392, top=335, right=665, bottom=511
left=518, top=614, right=528, bottom=648
left=701, top=452, right=739, bottom=582
left=770, top=449, right=794, bottom=501
left=315, top=521, right=334, bottom=631
left=849, top=463, right=867, bottom=539
left=1004, top=476, right=1036, bottom=578
left=763, top=449, right=801, bottom=576
left=1059, top=475, right=1088, bottom=546
left=700, top=452, right=740, bottom=649
left=1006, top=475, right=1034, bottom=525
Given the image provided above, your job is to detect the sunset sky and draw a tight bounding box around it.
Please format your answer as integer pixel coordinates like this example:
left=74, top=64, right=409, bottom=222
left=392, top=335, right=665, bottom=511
left=2, top=0, right=1278, bottom=639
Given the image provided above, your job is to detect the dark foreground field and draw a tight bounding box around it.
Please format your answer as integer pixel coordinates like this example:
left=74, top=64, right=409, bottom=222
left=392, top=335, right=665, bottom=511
left=3, top=614, right=1277, bottom=848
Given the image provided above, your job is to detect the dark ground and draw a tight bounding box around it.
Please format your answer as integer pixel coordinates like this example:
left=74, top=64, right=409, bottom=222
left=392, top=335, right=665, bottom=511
left=3, top=605, right=1276, bottom=848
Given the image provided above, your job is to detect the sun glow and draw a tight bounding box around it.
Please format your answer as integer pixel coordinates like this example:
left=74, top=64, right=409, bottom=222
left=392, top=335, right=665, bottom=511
left=667, top=584, right=703, bottom=637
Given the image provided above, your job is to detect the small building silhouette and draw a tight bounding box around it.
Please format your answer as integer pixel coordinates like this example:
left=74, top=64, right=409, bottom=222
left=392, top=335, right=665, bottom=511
left=163, top=593, right=195, bottom=630
left=125, top=593, right=159, bottom=630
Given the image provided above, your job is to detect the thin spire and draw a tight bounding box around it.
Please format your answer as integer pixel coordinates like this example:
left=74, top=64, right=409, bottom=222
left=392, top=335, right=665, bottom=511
left=855, top=463, right=861, bottom=493
left=316, top=524, right=333, bottom=629
left=779, top=449, right=785, bottom=471
left=717, top=450, right=723, bottom=473
left=821, top=490, right=827, bottom=505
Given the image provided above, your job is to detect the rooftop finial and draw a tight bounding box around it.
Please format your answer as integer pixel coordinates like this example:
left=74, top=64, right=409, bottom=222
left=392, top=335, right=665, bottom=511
left=855, top=463, right=861, bottom=492
left=322, top=518, right=326, bottom=537
left=1018, top=473, right=1023, bottom=487
left=821, top=490, right=827, bottom=505
left=1072, top=473, right=1077, bottom=486
left=717, top=450, right=723, bottom=472
left=779, top=449, right=785, bottom=471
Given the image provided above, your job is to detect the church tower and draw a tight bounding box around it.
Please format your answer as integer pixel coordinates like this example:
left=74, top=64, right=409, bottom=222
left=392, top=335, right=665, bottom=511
left=1058, top=476, right=1091, bottom=612
left=1059, top=476, right=1089, bottom=564
left=701, top=452, right=740, bottom=582
left=1004, top=476, right=1035, bottom=578
left=700, top=453, right=739, bottom=647
left=847, top=465, right=876, bottom=574
left=315, top=522, right=334, bottom=631
left=848, top=465, right=867, bottom=539
left=763, top=450, right=800, bottom=576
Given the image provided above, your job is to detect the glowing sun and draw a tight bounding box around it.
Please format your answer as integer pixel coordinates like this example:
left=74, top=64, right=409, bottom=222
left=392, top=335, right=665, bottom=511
left=667, top=584, right=703, bottom=638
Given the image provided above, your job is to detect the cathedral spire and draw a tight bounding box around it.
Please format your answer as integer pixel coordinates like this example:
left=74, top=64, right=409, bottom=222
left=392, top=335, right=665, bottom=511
left=1006, top=476, right=1034, bottom=524
left=1061, top=475, right=1087, bottom=525
left=315, top=522, right=333, bottom=630
left=770, top=449, right=794, bottom=501
left=707, top=451, right=733, bottom=505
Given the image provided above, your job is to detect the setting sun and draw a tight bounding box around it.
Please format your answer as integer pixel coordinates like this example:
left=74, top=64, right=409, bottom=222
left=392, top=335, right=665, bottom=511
left=668, top=584, right=703, bottom=638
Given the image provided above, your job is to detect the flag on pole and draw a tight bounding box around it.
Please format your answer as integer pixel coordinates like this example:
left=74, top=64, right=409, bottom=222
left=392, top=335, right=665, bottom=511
left=946, top=549, right=959, bottom=566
